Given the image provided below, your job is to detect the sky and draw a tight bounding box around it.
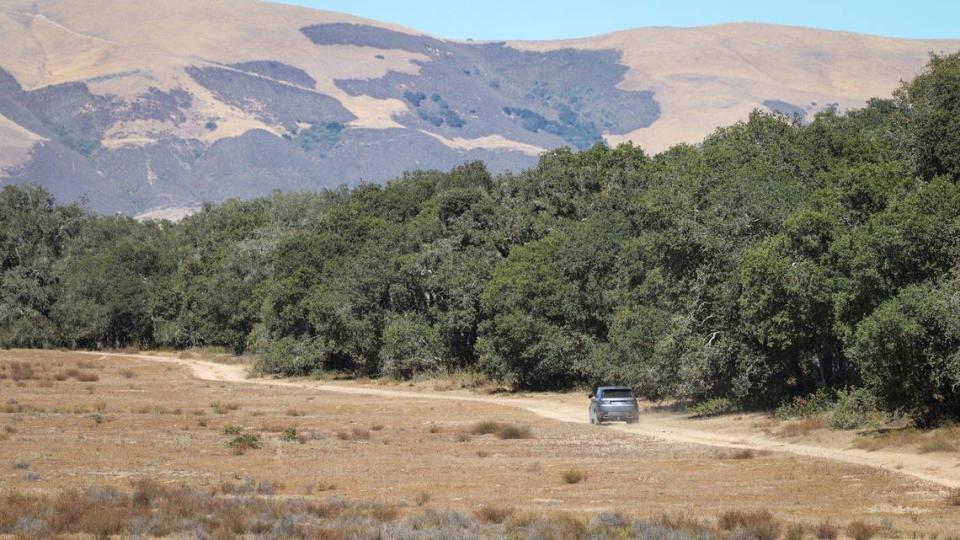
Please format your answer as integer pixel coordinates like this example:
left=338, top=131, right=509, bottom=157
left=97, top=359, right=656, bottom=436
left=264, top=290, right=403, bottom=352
left=279, top=1, right=959, bottom=41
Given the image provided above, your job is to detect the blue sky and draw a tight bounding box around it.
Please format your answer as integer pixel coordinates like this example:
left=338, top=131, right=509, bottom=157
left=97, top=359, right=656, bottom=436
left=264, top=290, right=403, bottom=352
left=278, top=1, right=958, bottom=41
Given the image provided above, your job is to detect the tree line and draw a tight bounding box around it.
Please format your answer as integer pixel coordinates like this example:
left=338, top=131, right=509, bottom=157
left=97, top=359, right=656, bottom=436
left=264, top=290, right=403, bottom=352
left=2, top=54, right=959, bottom=424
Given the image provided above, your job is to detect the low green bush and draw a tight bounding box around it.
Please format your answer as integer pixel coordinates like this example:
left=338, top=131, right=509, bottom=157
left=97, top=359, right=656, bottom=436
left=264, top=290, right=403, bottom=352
left=691, top=398, right=735, bottom=418
left=829, top=388, right=879, bottom=430
left=228, top=433, right=262, bottom=452
left=281, top=426, right=299, bottom=442
left=775, top=389, right=834, bottom=420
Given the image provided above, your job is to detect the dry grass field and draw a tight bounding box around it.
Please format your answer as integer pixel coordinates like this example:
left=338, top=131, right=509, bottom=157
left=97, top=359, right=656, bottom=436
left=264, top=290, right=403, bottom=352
left=2, top=349, right=960, bottom=538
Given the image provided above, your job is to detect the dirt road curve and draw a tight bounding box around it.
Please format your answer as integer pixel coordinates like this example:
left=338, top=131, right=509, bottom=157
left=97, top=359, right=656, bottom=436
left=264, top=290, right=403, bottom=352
left=88, top=352, right=960, bottom=489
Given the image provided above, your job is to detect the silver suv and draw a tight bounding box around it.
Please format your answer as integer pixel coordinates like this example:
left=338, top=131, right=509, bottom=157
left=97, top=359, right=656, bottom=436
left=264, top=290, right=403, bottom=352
left=589, top=386, right=639, bottom=425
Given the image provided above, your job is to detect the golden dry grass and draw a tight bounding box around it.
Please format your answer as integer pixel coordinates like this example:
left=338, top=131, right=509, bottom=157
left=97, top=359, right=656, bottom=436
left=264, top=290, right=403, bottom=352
left=779, top=415, right=829, bottom=438
left=1, top=349, right=960, bottom=536
left=853, top=425, right=960, bottom=454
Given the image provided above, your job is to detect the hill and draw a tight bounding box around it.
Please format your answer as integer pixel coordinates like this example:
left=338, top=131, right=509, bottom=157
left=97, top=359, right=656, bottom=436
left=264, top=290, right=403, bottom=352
left=0, top=0, right=957, bottom=214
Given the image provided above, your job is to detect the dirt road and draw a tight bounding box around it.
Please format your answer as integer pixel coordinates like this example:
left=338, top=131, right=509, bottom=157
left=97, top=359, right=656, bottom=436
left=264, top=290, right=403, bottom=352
left=88, top=351, right=960, bottom=489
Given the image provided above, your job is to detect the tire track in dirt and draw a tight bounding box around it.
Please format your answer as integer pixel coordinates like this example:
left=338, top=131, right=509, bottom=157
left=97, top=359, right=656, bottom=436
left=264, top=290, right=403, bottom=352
left=88, top=351, right=960, bottom=489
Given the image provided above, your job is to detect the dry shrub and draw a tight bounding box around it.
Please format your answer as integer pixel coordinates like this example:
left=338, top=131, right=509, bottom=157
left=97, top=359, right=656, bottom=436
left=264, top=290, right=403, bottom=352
left=131, top=478, right=165, bottom=507
left=227, top=433, right=262, bottom=453
left=815, top=520, right=839, bottom=540
left=348, top=501, right=400, bottom=522
left=75, top=371, right=99, bottom=382
left=415, top=492, right=431, bottom=506
left=9, top=362, right=37, bottom=381
left=215, top=475, right=278, bottom=496
left=469, top=421, right=533, bottom=439
left=561, top=468, right=587, bottom=484
left=918, top=433, right=957, bottom=453
left=779, top=416, right=827, bottom=437
left=303, top=481, right=337, bottom=495
left=717, top=448, right=755, bottom=459
left=947, top=489, right=960, bottom=506
left=52, top=371, right=69, bottom=381
left=475, top=505, right=515, bottom=524
left=370, top=424, right=384, bottom=431
left=0, top=482, right=406, bottom=538
left=651, top=514, right=711, bottom=535
left=76, top=360, right=99, bottom=369
left=846, top=520, right=879, bottom=540
left=785, top=523, right=807, bottom=540
left=507, top=511, right=586, bottom=539
left=119, top=369, right=135, bottom=379
left=336, top=427, right=371, bottom=441
left=287, top=409, right=304, bottom=417
left=718, top=509, right=781, bottom=540
left=497, top=424, right=532, bottom=439
left=470, top=421, right=501, bottom=435
left=428, top=424, right=441, bottom=433
left=852, top=427, right=925, bottom=452
left=211, top=401, right=240, bottom=414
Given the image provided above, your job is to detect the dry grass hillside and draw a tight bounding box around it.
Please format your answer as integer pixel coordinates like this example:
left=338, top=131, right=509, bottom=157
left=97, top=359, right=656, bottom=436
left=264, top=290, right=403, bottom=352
left=514, top=23, right=960, bottom=151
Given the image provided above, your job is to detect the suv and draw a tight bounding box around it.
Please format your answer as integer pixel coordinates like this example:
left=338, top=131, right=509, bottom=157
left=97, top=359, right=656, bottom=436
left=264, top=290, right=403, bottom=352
left=589, top=386, right=639, bottom=425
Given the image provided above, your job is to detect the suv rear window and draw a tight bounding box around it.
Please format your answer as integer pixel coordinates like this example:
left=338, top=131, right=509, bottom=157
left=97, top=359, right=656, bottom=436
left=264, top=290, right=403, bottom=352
left=601, top=389, right=634, bottom=399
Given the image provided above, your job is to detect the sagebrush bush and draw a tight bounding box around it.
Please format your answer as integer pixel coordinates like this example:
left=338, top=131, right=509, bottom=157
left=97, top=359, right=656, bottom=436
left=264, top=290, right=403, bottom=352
left=336, top=427, right=370, bottom=441
left=470, top=421, right=501, bottom=435
left=561, top=468, right=586, bottom=484
left=210, top=401, right=240, bottom=414
left=227, top=433, right=262, bottom=452
left=691, top=397, right=736, bottom=417
left=281, top=426, right=299, bottom=442
left=845, top=520, right=879, bottom=540
left=469, top=421, right=533, bottom=439
left=815, top=520, right=839, bottom=540
left=497, top=424, right=532, bottom=439
left=775, top=389, right=834, bottom=420
left=475, top=506, right=515, bottom=524
left=718, top=509, right=780, bottom=540
left=75, top=371, right=99, bottom=382
left=829, top=388, right=878, bottom=429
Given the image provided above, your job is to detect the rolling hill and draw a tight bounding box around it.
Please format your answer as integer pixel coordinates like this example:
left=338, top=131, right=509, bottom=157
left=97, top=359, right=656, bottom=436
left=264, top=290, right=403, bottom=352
left=0, top=0, right=957, bottom=215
